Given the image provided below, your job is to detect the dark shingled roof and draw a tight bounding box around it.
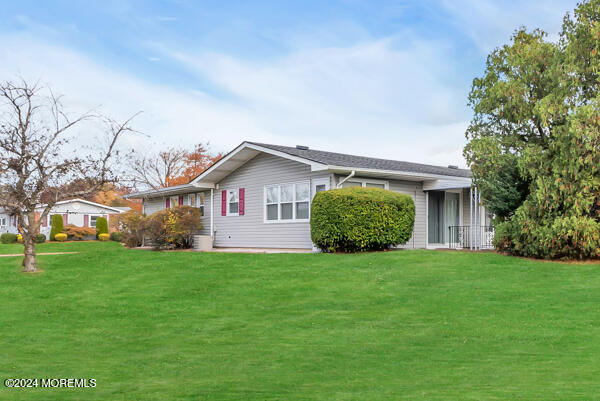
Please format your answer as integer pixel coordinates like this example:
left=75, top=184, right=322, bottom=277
left=249, top=142, right=472, bottom=179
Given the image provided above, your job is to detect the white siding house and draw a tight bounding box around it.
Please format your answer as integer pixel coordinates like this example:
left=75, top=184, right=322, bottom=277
left=0, top=209, right=19, bottom=235
left=126, top=141, right=492, bottom=250
left=36, top=199, right=124, bottom=239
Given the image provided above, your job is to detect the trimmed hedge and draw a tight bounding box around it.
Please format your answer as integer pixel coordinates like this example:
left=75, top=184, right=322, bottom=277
left=17, top=234, right=23, bottom=243
left=98, top=233, right=110, bottom=241
left=50, top=214, right=64, bottom=241
left=0, top=233, right=18, bottom=244
left=34, top=234, right=46, bottom=243
left=95, top=217, right=108, bottom=239
left=311, top=187, right=415, bottom=252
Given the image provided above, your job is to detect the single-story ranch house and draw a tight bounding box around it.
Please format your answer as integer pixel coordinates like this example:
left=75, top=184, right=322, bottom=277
left=36, top=199, right=125, bottom=240
left=126, top=142, right=493, bottom=250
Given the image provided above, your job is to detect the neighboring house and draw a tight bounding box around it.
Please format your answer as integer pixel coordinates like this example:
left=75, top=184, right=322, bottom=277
left=37, top=199, right=125, bottom=239
left=126, top=141, right=493, bottom=250
left=0, top=208, right=19, bottom=235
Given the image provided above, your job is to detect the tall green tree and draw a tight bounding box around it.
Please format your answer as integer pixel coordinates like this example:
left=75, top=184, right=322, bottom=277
left=466, top=0, right=600, bottom=258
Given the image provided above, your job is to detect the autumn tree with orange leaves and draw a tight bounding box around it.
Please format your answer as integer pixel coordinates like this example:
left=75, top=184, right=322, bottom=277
left=128, top=143, right=222, bottom=190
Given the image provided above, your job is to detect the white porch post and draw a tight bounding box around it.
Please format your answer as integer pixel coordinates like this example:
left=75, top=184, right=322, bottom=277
left=474, top=187, right=478, bottom=250
left=469, top=187, right=473, bottom=250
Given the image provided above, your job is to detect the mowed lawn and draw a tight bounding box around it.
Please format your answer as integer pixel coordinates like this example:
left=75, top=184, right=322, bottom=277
left=1, top=242, right=600, bottom=400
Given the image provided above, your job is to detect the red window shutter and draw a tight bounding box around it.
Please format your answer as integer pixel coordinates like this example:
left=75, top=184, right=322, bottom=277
left=83, top=214, right=89, bottom=227
left=239, top=188, right=245, bottom=215
left=63, top=213, right=68, bottom=225
left=41, top=216, right=47, bottom=228
left=178, top=195, right=184, bottom=206
left=165, top=198, right=170, bottom=209
left=221, top=190, right=227, bottom=216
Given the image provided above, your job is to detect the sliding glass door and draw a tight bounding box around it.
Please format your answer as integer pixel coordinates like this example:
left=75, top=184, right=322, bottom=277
left=428, top=190, right=460, bottom=245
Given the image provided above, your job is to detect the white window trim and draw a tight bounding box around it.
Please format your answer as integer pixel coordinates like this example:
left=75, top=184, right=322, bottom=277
left=188, top=193, right=195, bottom=207
left=226, top=188, right=240, bottom=217
left=338, top=177, right=389, bottom=189
left=264, top=181, right=311, bottom=224
left=0, top=217, right=5, bottom=227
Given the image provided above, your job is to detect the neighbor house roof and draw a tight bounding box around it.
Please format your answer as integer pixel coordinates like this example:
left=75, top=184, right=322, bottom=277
left=247, top=142, right=472, bottom=179
left=36, top=198, right=126, bottom=213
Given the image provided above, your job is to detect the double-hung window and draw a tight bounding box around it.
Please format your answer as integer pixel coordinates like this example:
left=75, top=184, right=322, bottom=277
left=0, top=217, right=5, bottom=227
left=265, top=182, right=310, bottom=222
left=339, top=178, right=389, bottom=189
left=228, top=189, right=239, bottom=216
left=188, top=193, right=196, bottom=208
left=197, top=193, right=205, bottom=216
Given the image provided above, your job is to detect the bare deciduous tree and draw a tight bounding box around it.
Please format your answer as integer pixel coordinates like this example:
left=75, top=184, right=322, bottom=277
left=127, top=148, right=188, bottom=190
left=0, top=79, right=137, bottom=272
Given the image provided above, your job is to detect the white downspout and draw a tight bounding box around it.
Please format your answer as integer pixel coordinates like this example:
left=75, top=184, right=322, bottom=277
left=336, top=170, right=356, bottom=188
left=210, top=188, right=214, bottom=238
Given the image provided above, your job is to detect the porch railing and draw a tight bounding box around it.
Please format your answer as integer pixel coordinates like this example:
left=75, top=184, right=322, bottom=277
left=448, top=226, right=495, bottom=250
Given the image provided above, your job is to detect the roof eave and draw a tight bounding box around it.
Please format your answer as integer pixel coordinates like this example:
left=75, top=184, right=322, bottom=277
left=325, top=165, right=472, bottom=182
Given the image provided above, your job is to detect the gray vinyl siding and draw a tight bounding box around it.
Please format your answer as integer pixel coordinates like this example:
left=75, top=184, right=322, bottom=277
left=143, top=197, right=165, bottom=215
left=213, top=153, right=330, bottom=249
left=389, top=180, right=426, bottom=249
left=143, top=191, right=211, bottom=236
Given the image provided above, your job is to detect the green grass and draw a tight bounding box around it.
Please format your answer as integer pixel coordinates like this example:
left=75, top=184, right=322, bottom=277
left=1, top=242, right=600, bottom=400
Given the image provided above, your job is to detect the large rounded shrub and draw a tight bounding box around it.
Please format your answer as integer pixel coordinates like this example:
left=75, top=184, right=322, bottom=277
left=0, top=233, right=18, bottom=244
left=311, top=187, right=415, bottom=252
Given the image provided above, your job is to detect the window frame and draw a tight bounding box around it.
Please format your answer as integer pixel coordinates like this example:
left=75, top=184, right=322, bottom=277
left=197, top=193, right=205, bottom=216
left=338, top=177, right=389, bottom=189
left=226, top=188, right=240, bottom=217
left=88, top=214, right=102, bottom=228
left=264, top=181, right=311, bottom=224
left=0, top=216, right=5, bottom=227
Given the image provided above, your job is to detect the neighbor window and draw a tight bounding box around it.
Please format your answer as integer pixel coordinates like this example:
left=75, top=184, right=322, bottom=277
left=265, top=182, right=310, bottom=222
left=90, top=215, right=99, bottom=227
left=188, top=193, right=196, bottom=208
left=0, top=217, right=5, bottom=227
left=228, top=189, right=239, bottom=216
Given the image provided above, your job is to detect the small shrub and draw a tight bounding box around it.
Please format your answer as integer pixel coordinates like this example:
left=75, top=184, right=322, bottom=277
left=63, top=225, right=96, bottom=241
left=311, top=187, right=415, bottom=252
left=95, top=216, right=108, bottom=239
left=98, top=233, right=110, bottom=241
left=54, top=233, right=67, bottom=242
left=0, top=233, right=18, bottom=244
left=50, top=214, right=64, bottom=241
left=120, top=211, right=147, bottom=248
left=34, top=234, right=46, bottom=243
left=146, top=206, right=202, bottom=250
left=17, top=234, right=23, bottom=243
left=110, top=232, right=122, bottom=242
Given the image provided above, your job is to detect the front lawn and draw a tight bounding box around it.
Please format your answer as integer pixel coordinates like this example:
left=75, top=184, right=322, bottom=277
left=1, top=242, right=600, bottom=400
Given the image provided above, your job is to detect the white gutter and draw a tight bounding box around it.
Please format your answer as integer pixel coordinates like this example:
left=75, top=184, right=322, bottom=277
left=336, top=170, right=356, bottom=188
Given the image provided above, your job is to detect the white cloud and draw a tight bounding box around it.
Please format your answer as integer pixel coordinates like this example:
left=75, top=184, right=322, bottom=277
left=440, top=0, right=578, bottom=52
left=0, top=31, right=470, bottom=167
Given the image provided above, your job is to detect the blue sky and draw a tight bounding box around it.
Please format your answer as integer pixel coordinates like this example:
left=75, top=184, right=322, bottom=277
left=0, top=0, right=578, bottom=166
